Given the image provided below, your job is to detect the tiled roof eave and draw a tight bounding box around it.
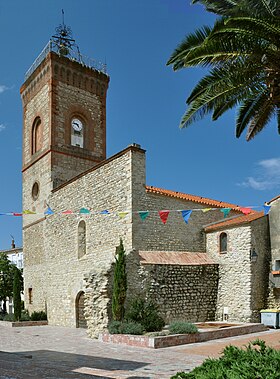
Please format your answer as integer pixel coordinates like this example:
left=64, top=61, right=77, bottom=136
left=146, top=186, right=242, bottom=211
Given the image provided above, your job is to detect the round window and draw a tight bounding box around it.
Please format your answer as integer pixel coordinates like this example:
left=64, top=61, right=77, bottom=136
left=32, top=182, right=39, bottom=200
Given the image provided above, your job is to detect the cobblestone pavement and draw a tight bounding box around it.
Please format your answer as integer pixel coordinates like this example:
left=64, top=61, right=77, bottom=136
left=0, top=325, right=280, bottom=379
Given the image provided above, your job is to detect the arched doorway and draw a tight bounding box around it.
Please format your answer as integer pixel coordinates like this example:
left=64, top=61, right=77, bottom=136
left=76, top=291, right=87, bottom=328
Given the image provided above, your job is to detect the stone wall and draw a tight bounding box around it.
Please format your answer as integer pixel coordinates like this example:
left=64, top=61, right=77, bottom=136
left=24, top=146, right=145, bottom=336
left=139, top=264, right=219, bottom=323
left=132, top=192, right=240, bottom=253
left=267, top=197, right=280, bottom=308
left=207, top=225, right=252, bottom=321
left=250, top=217, right=270, bottom=320
left=206, top=217, right=270, bottom=322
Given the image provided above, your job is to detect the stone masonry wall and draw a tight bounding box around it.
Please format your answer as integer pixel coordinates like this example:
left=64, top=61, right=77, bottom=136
left=250, top=217, right=270, bottom=320
left=207, top=226, right=253, bottom=322
left=139, top=264, right=219, bottom=323
left=267, top=197, right=280, bottom=308
left=132, top=191, right=240, bottom=253
left=24, top=147, right=144, bottom=337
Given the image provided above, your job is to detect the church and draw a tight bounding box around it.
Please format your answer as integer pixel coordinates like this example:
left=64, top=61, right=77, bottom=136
left=21, top=23, right=278, bottom=338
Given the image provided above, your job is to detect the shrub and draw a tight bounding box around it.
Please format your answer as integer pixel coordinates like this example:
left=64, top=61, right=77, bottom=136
left=126, top=298, right=165, bottom=332
left=30, top=311, right=47, bottom=321
left=108, top=320, right=144, bottom=335
left=168, top=321, right=198, bottom=335
left=3, top=313, right=14, bottom=321
left=20, top=309, right=30, bottom=321
left=108, top=320, right=123, bottom=334
left=121, top=321, right=144, bottom=335
left=171, top=340, right=280, bottom=379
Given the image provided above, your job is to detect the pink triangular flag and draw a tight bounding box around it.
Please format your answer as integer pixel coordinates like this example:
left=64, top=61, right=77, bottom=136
left=240, top=207, right=252, bottom=215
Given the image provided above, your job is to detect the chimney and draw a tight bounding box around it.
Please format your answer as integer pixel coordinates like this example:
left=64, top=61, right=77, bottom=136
left=11, top=237, right=15, bottom=249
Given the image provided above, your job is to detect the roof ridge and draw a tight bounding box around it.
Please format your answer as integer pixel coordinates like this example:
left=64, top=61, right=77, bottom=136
left=146, top=185, right=247, bottom=211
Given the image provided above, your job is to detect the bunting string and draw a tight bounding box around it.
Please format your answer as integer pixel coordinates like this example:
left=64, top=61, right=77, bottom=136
left=0, top=204, right=271, bottom=225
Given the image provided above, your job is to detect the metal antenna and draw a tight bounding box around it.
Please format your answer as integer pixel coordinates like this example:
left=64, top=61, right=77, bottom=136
left=62, top=9, right=65, bottom=26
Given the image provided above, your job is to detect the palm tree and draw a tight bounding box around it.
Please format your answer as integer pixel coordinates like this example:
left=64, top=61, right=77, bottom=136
left=167, top=0, right=280, bottom=140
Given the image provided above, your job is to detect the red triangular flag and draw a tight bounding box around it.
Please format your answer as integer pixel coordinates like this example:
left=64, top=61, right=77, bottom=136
left=240, top=207, right=252, bottom=215
left=158, top=210, right=170, bottom=224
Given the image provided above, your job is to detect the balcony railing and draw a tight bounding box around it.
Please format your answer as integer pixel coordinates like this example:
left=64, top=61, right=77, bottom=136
left=24, top=40, right=107, bottom=81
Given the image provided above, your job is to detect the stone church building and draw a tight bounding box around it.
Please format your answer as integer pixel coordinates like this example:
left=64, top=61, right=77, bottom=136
left=21, top=27, right=277, bottom=337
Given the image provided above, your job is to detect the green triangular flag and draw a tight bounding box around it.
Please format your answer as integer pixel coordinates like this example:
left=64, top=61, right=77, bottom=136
left=138, top=211, right=149, bottom=220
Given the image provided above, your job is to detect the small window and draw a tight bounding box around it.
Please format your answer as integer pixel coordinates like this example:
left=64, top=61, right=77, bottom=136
left=32, top=117, right=43, bottom=154
left=32, top=182, right=39, bottom=200
left=28, top=288, right=33, bottom=304
left=78, top=220, right=86, bottom=259
left=219, top=232, right=228, bottom=253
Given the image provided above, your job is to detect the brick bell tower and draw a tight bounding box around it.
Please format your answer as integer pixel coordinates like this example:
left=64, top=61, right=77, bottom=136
left=21, top=22, right=109, bottom=218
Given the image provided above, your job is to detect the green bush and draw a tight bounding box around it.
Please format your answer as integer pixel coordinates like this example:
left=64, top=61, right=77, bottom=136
left=108, top=320, right=144, bottom=335
left=108, top=320, right=123, bottom=334
left=171, top=340, right=280, bottom=378
left=168, top=321, right=198, bottom=335
left=20, top=309, right=30, bottom=321
left=3, top=313, right=14, bottom=321
left=126, top=298, right=165, bottom=332
left=30, top=310, right=47, bottom=321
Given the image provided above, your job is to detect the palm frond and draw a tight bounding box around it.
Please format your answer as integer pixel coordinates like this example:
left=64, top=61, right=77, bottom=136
left=277, top=107, right=280, bottom=134
left=246, top=99, right=275, bottom=140
left=236, top=89, right=268, bottom=137
left=167, top=25, right=212, bottom=69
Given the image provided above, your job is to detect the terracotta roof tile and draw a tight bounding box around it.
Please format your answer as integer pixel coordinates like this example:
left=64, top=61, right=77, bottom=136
left=146, top=186, right=242, bottom=211
left=204, top=212, right=265, bottom=232
left=139, top=251, right=216, bottom=266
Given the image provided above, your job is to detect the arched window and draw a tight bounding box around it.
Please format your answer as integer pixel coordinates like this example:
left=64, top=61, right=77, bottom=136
left=219, top=232, right=228, bottom=253
left=32, top=117, right=43, bottom=154
left=78, top=220, right=86, bottom=258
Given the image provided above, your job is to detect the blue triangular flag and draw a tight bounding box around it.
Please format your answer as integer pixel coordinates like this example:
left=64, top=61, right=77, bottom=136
left=44, top=206, right=54, bottom=215
left=100, top=210, right=110, bottom=215
left=263, top=205, right=271, bottom=215
left=181, top=210, right=192, bottom=224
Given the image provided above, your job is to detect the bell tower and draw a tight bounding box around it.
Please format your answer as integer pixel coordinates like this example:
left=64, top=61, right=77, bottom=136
left=21, top=21, right=109, bottom=217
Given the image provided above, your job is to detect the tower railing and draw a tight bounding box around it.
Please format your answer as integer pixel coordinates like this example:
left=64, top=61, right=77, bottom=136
left=24, top=40, right=107, bottom=81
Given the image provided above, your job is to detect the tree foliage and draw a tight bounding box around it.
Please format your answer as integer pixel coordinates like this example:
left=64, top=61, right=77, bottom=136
left=171, top=339, right=280, bottom=378
left=0, top=254, right=15, bottom=313
left=13, top=267, right=22, bottom=321
left=112, top=238, right=127, bottom=321
left=168, top=0, right=280, bottom=140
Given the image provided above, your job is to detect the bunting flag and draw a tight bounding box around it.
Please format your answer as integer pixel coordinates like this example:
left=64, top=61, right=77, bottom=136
left=62, top=210, right=73, bottom=215
left=202, top=208, right=212, bottom=213
left=181, top=210, right=192, bottom=224
left=239, top=207, right=252, bottom=215
left=118, top=212, right=128, bottom=219
left=100, top=210, right=110, bottom=214
left=22, top=210, right=36, bottom=214
left=220, top=208, right=231, bottom=218
left=79, top=208, right=90, bottom=214
left=0, top=201, right=273, bottom=221
left=263, top=205, right=271, bottom=215
left=158, top=210, right=170, bottom=224
left=44, top=206, right=54, bottom=215
left=139, top=211, right=149, bottom=220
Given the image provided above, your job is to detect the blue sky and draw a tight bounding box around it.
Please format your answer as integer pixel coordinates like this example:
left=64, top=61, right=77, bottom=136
left=0, top=0, right=279, bottom=249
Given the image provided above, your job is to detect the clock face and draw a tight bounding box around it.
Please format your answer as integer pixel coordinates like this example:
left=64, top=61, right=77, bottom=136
left=71, top=118, right=83, bottom=132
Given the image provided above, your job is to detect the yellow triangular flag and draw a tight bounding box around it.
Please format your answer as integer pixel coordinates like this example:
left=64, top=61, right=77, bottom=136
left=118, top=212, right=128, bottom=219
left=22, top=210, right=36, bottom=214
left=202, top=208, right=212, bottom=213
